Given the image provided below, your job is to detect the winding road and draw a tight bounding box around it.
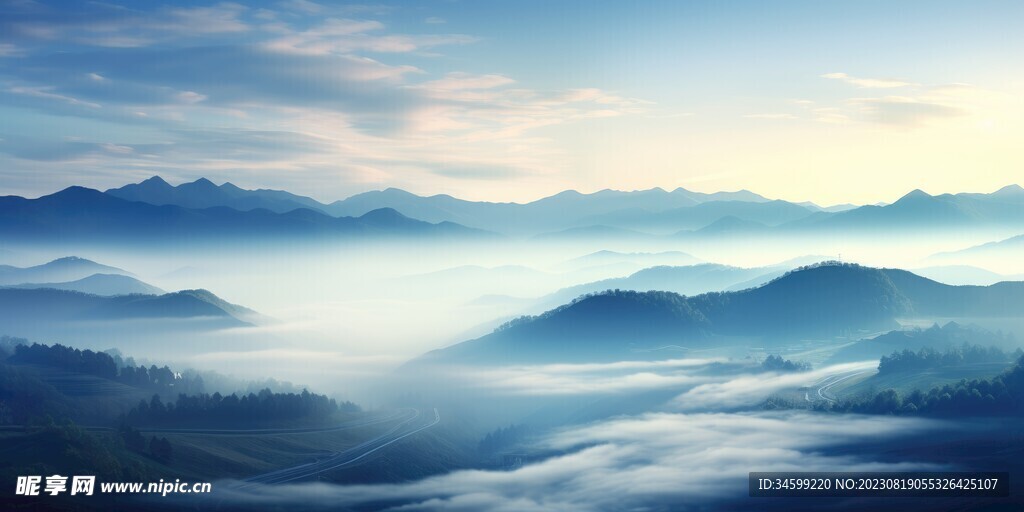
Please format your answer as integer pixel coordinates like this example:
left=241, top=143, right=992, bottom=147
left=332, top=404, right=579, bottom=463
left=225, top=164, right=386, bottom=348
left=807, top=369, right=873, bottom=403
left=0, top=409, right=418, bottom=436
left=243, top=407, right=441, bottom=485
left=135, top=408, right=417, bottom=436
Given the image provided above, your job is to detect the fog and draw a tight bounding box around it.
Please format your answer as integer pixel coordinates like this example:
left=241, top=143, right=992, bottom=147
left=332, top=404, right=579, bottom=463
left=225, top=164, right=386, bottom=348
left=189, top=411, right=946, bottom=511
left=2, top=226, right=1022, bottom=400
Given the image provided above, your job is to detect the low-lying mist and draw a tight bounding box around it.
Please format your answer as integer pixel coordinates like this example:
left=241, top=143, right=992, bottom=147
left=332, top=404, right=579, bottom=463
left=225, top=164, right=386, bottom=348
left=3, top=227, right=1023, bottom=402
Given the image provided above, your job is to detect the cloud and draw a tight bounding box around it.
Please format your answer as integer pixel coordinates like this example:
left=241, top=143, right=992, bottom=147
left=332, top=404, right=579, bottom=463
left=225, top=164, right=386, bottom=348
left=176, top=91, right=208, bottom=104
left=7, top=86, right=101, bottom=108
left=263, top=18, right=476, bottom=55
left=417, top=72, right=516, bottom=92
left=447, top=358, right=722, bottom=395
left=1, top=2, right=253, bottom=48
left=0, top=0, right=649, bottom=196
left=279, top=0, right=323, bottom=14
left=195, top=411, right=944, bottom=511
left=811, top=107, right=850, bottom=124
left=156, top=3, right=251, bottom=35
left=848, top=96, right=967, bottom=127
left=0, top=43, right=24, bottom=57
left=672, top=361, right=876, bottom=410
left=821, top=72, right=916, bottom=89
left=743, top=113, right=798, bottom=120
left=425, top=17, right=446, bottom=25
left=806, top=74, right=992, bottom=128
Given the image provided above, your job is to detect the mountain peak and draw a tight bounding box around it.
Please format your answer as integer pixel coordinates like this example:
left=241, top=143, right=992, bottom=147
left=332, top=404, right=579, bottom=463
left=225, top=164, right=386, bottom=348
left=140, top=176, right=170, bottom=187
left=359, top=207, right=412, bottom=222
left=896, top=188, right=933, bottom=202
left=48, top=186, right=108, bottom=200
left=993, top=184, right=1024, bottom=196
left=190, top=177, right=216, bottom=187
left=47, top=256, right=93, bottom=265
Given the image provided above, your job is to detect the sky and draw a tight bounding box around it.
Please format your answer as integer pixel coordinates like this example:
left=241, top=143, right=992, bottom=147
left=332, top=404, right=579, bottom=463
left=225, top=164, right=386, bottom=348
left=1, top=0, right=1022, bottom=206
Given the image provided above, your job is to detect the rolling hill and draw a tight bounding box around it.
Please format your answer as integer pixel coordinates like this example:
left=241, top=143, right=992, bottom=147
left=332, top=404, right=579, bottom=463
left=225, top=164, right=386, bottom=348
left=828, top=322, right=1015, bottom=363
left=418, top=263, right=1024, bottom=364
left=534, top=263, right=783, bottom=312
left=0, top=288, right=255, bottom=325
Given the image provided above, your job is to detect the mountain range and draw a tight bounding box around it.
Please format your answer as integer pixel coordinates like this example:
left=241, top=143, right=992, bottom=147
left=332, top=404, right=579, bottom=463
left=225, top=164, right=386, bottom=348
left=0, top=256, right=259, bottom=345
left=930, top=233, right=1024, bottom=264
left=418, top=263, right=1024, bottom=364
left=792, top=185, right=1024, bottom=231
left=0, top=186, right=486, bottom=242
left=106, top=176, right=324, bottom=214
left=5, top=177, right=1023, bottom=240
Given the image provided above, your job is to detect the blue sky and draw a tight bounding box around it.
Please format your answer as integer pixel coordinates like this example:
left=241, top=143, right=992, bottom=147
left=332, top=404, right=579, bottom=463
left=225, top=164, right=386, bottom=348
left=1, top=0, right=1022, bottom=204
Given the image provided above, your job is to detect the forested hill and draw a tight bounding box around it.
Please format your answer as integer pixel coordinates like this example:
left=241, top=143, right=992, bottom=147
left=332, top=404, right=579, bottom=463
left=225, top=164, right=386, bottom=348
left=420, top=263, right=1024, bottom=364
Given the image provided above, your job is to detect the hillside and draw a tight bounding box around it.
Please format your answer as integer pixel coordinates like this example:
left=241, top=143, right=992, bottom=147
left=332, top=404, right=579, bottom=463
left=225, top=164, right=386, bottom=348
left=829, top=322, right=1017, bottom=364
left=420, top=263, right=1024, bottom=364
left=0, top=288, right=254, bottom=326
left=535, top=263, right=781, bottom=312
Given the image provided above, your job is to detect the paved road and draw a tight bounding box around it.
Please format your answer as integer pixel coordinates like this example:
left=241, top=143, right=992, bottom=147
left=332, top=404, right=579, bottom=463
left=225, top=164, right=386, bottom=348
left=243, top=407, right=441, bottom=485
left=0, top=409, right=416, bottom=437
left=809, top=370, right=873, bottom=403
left=135, top=409, right=416, bottom=436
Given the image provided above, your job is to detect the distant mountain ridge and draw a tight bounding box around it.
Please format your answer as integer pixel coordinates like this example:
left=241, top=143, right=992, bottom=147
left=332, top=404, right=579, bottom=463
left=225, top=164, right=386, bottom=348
left=1, top=273, right=164, bottom=296
left=106, top=176, right=325, bottom=214
left=419, top=262, right=1024, bottom=364
left=11, top=178, right=1024, bottom=238
left=103, top=177, right=782, bottom=234
left=0, top=257, right=130, bottom=285
left=0, top=186, right=487, bottom=242
left=795, top=185, right=1024, bottom=231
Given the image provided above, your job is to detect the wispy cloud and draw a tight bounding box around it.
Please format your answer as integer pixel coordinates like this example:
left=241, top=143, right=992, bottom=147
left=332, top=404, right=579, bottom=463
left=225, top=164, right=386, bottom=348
left=262, top=18, right=476, bottom=55
left=743, top=113, right=798, bottom=120
left=0, top=43, right=24, bottom=57
left=8, top=86, right=101, bottom=108
left=847, top=96, right=966, bottom=127
left=672, top=361, right=876, bottom=410
left=806, top=74, right=997, bottom=128
left=821, top=72, right=916, bottom=89
left=0, top=1, right=650, bottom=196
